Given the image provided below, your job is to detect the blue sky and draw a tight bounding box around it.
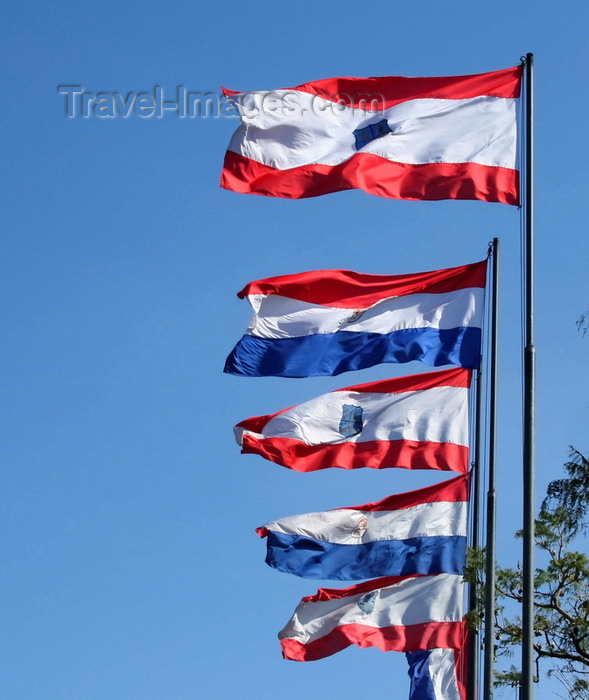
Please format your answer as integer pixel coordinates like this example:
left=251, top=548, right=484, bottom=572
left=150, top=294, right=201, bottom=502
left=3, top=1, right=589, bottom=698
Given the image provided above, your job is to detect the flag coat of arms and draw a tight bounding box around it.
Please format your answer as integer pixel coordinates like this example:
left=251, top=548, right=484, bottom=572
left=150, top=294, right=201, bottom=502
left=221, top=66, right=521, bottom=204
left=224, top=261, right=486, bottom=377
left=279, top=573, right=464, bottom=661
left=257, top=475, right=468, bottom=580
left=235, top=367, right=471, bottom=473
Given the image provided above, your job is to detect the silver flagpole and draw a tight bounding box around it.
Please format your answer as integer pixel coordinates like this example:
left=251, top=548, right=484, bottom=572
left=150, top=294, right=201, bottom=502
left=468, top=366, right=483, bottom=700
left=483, top=238, right=499, bottom=700
left=521, top=52, right=535, bottom=700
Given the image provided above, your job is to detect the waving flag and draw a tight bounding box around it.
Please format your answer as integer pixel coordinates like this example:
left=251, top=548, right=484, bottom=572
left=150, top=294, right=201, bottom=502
left=221, top=66, right=521, bottom=204
left=224, top=261, right=486, bottom=377
left=406, top=647, right=468, bottom=700
left=279, top=573, right=464, bottom=661
left=257, top=475, right=468, bottom=580
left=235, top=367, right=471, bottom=473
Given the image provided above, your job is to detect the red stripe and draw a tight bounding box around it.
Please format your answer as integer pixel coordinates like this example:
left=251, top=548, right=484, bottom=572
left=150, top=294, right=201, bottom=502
left=235, top=369, right=471, bottom=433
left=240, top=435, right=469, bottom=473
left=222, top=151, right=519, bottom=206
left=455, top=625, right=469, bottom=700
left=226, top=66, right=522, bottom=109
left=236, top=265, right=486, bottom=306
left=256, top=475, right=468, bottom=521
left=342, top=474, right=469, bottom=512
left=280, top=620, right=465, bottom=661
left=235, top=413, right=276, bottom=436
left=304, top=574, right=426, bottom=602
left=336, top=367, right=472, bottom=393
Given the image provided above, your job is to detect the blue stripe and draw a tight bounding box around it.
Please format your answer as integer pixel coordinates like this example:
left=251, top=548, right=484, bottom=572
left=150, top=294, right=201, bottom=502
left=224, top=327, right=481, bottom=377
left=406, top=650, right=437, bottom=700
left=264, top=532, right=467, bottom=580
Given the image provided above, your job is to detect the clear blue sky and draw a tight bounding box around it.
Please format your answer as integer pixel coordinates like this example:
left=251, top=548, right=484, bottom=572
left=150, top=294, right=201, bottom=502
left=3, top=2, right=589, bottom=698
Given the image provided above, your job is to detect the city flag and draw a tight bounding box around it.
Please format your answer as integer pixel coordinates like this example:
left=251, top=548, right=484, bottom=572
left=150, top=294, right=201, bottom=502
left=221, top=66, right=521, bottom=204
left=235, top=367, right=471, bottom=473
left=279, top=573, right=464, bottom=661
left=224, top=261, right=486, bottom=377
left=406, top=645, right=468, bottom=700
left=256, top=475, right=468, bottom=580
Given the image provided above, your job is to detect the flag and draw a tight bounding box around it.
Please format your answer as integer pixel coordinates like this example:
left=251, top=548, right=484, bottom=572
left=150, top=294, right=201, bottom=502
left=235, top=367, right=471, bottom=473
left=279, top=573, right=464, bottom=661
left=221, top=66, right=521, bottom=204
left=224, top=261, right=486, bottom=377
left=406, top=644, right=468, bottom=700
left=257, top=475, right=468, bottom=580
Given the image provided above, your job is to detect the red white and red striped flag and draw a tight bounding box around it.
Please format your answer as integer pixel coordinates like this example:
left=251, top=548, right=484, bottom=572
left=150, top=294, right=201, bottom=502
left=221, top=66, right=522, bottom=204
left=279, top=573, right=465, bottom=661
left=235, top=367, right=471, bottom=473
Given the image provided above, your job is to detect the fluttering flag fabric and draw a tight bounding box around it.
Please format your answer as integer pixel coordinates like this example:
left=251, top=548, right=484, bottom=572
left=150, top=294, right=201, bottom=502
left=221, top=66, right=521, bottom=205
left=235, top=367, right=471, bottom=473
left=256, top=475, right=468, bottom=580
left=406, top=647, right=468, bottom=700
left=279, top=573, right=464, bottom=661
left=224, top=262, right=486, bottom=377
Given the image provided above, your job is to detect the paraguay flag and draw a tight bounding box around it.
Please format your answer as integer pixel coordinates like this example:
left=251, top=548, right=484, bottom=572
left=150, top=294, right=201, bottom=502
left=279, top=573, right=464, bottom=661
left=257, top=475, right=468, bottom=580
left=406, top=645, right=468, bottom=700
left=221, top=66, right=521, bottom=204
left=235, top=367, right=471, bottom=473
left=224, top=261, right=486, bottom=377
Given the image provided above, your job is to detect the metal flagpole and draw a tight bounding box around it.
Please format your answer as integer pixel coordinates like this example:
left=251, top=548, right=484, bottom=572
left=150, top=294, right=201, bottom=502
left=468, top=366, right=483, bottom=700
left=483, top=238, right=499, bottom=700
left=521, top=52, right=535, bottom=700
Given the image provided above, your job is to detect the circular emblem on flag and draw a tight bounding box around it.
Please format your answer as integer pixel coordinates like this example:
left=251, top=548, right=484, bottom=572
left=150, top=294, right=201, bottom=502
left=351, top=516, right=368, bottom=539
left=345, top=309, right=366, bottom=323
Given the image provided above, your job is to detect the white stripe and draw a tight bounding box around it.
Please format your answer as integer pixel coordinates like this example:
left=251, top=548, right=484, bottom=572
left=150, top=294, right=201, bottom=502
left=228, top=90, right=518, bottom=170
left=263, top=501, right=468, bottom=542
left=427, top=648, right=462, bottom=700
left=279, top=574, right=463, bottom=643
left=239, top=385, right=468, bottom=446
left=246, top=288, right=484, bottom=339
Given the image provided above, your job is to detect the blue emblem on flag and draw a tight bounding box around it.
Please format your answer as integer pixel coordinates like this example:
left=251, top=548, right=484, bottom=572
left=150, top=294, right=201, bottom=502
left=357, top=591, right=378, bottom=615
left=353, top=119, right=392, bottom=150
left=339, top=404, right=363, bottom=438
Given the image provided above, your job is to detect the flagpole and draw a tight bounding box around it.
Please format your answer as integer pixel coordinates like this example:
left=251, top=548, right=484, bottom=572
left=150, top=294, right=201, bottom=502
left=521, top=52, right=535, bottom=700
left=483, top=238, right=499, bottom=700
left=468, top=366, right=483, bottom=700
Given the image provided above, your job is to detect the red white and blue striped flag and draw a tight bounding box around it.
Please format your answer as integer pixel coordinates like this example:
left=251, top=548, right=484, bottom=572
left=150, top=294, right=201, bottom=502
left=235, top=367, right=471, bottom=473
left=221, top=67, right=521, bottom=204
left=279, top=573, right=465, bottom=661
left=224, top=262, right=486, bottom=377
left=406, top=647, right=468, bottom=700
left=257, top=475, right=468, bottom=580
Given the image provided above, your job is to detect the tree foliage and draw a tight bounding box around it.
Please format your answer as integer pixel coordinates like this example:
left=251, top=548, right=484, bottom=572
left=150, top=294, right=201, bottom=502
left=466, top=449, right=589, bottom=698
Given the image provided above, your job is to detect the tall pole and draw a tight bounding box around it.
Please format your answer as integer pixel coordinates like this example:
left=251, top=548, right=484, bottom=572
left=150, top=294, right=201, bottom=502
left=468, top=367, right=483, bottom=700
left=483, top=238, right=499, bottom=700
left=521, top=52, right=535, bottom=700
